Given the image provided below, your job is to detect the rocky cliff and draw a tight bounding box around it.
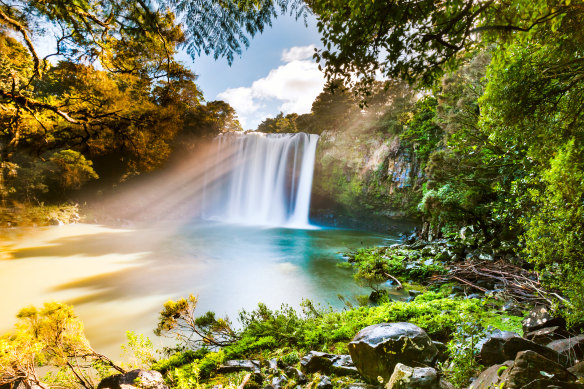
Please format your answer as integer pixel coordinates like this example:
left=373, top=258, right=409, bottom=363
left=310, top=127, right=423, bottom=230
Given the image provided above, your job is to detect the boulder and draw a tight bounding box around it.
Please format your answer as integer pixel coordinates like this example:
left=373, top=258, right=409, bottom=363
left=479, top=332, right=562, bottom=365
left=547, top=334, right=584, bottom=366
left=284, top=367, right=307, bottom=384
left=97, top=369, right=168, bottom=389
left=469, top=361, right=514, bottom=389
left=316, top=376, right=333, bottom=389
left=348, top=323, right=438, bottom=383
left=432, top=341, right=449, bottom=364
left=271, top=375, right=287, bottom=389
left=386, top=364, right=443, bottom=389
left=522, top=305, right=566, bottom=334
left=568, top=361, right=584, bottom=378
left=477, top=330, right=520, bottom=364
left=330, top=354, right=359, bottom=376
left=503, top=350, right=579, bottom=388
left=525, top=326, right=569, bottom=345
left=470, top=350, right=583, bottom=389
left=408, top=290, right=423, bottom=298
left=300, top=352, right=358, bottom=376
left=263, top=358, right=278, bottom=373
left=217, top=360, right=261, bottom=374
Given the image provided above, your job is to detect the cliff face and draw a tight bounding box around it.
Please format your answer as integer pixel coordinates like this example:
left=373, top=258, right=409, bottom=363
left=310, top=128, right=423, bottom=228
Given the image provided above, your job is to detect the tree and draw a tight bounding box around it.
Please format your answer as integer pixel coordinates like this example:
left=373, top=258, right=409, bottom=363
left=0, top=302, right=124, bottom=389
left=307, top=0, right=581, bottom=87
left=256, top=112, right=299, bottom=133
left=155, top=295, right=237, bottom=348
left=0, top=0, right=255, bottom=205
left=169, top=0, right=307, bottom=64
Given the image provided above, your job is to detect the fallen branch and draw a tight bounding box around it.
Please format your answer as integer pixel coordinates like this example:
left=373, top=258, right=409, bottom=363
left=433, top=260, right=561, bottom=305
left=383, top=272, right=403, bottom=290
left=451, top=275, right=488, bottom=293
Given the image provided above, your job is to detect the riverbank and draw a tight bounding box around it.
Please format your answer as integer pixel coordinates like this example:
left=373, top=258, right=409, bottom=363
left=0, top=203, right=82, bottom=228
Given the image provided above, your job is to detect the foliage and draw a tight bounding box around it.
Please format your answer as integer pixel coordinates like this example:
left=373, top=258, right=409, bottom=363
left=440, top=314, right=487, bottom=388
left=350, top=247, right=448, bottom=290
left=0, top=0, right=243, bottom=206
left=308, top=0, right=579, bottom=88
left=168, top=0, right=307, bottom=65
left=121, top=331, right=157, bottom=370
left=256, top=112, right=302, bottom=134
left=521, top=140, right=584, bottom=326
left=0, top=203, right=81, bottom=227
left=158, top=289, right=518, bottom=369
left=0, top=302, right=123, bottom=389
left=399, top=96, right=444, bottom=168
left=155, top=294, right=237, bottom=348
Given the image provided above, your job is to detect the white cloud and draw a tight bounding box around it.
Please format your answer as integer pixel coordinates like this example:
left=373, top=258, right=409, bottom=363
left=216, top=46, right=325, bottom=130
left=281, top=45, right=316, bottom=63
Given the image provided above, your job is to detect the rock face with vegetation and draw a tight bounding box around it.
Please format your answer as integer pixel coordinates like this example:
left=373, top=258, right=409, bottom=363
left=312, top=127, right=423, bottom=224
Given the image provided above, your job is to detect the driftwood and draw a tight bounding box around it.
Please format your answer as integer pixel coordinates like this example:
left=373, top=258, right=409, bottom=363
left=383, top=272, right=403, bottom=290
left=433, top=260, right=560, bottom=305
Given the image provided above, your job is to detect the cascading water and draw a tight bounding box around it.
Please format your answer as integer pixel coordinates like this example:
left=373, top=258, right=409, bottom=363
left=202, top=132, right=319, bottom=228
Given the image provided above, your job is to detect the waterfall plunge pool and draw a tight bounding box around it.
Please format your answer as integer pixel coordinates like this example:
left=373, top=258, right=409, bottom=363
left=0, top=220, right=413, bottom=356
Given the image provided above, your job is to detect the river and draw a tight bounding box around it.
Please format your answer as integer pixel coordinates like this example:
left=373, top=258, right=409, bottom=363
left=0, top=220, right=411, bottom=358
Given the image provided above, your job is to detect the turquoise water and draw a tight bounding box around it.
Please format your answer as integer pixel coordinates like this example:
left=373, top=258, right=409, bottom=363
left=0, top=220, right=412, bottom=355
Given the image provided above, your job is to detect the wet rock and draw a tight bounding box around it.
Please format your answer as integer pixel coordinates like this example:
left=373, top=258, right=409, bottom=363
left=386, top=364, right=440, bottom=388
left=432, top=341, right=449, bottom=364
left=341, top=383, right=380, bottom=389
left=264, top=358, right=278, bottom=373
left=547, top=334, right=584, bottom=366
left=408, top=290, right=423, bottom=298
left=301, top=351, right=334, bottom=373
left=218, top=360, right=261, bottom=374
left=316, top=376, right=333, bottom=389
left=271, top=375, right=287, bottom=389
left=331, top=354, right=359, bottom=376
left=501, top=301, right=523, bottom=317
left=348, top=322, right=438, bottom=383
left=241, top=373, right=264, bottom=389
left=300, top=352, right=358, bottom=376
left=478, top=330, right=520, bottom=363
left=421, top=246, right=436, bottom=257
left=469, top=361, right=514, bottom=389
left=409, top=240, right=428, bottom=250
left=97, top=369, right=168, bottom=389
left=503, top=350, right=579, bottom=388
left=522, top=305, right=566, bottom=334
left=465, top=293, right=482, bottom=299
left=369, top=289, right=388, bottom=302
left=568, top=361, right=584, bottom=378
left=525, top=326, right=569, bottom=345
left=479, top=330, right=561, bottom=365
left=284, top=367, right=307, bottom=384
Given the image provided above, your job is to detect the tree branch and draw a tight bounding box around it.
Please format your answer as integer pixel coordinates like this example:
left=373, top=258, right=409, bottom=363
left=0, top=7, right=41, bottom=77
left=0, top=89, right=81, bottom=124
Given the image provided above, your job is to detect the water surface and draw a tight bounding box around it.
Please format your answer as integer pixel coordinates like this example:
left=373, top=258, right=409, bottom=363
left=0, top=221, right=407, bottom=356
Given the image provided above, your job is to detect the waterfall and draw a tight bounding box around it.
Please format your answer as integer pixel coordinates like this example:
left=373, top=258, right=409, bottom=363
left=202, top=132, right=319, bottom=228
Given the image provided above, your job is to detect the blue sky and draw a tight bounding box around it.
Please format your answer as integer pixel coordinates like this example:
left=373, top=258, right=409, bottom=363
left=178, top=13, right=325, bottom=130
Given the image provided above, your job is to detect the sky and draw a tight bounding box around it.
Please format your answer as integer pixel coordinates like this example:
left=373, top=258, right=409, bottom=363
left=178, top=13, right=326, bottom=130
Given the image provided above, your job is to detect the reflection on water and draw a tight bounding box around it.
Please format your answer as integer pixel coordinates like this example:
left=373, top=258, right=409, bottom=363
left=0, top=221, right=409, bottom=356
